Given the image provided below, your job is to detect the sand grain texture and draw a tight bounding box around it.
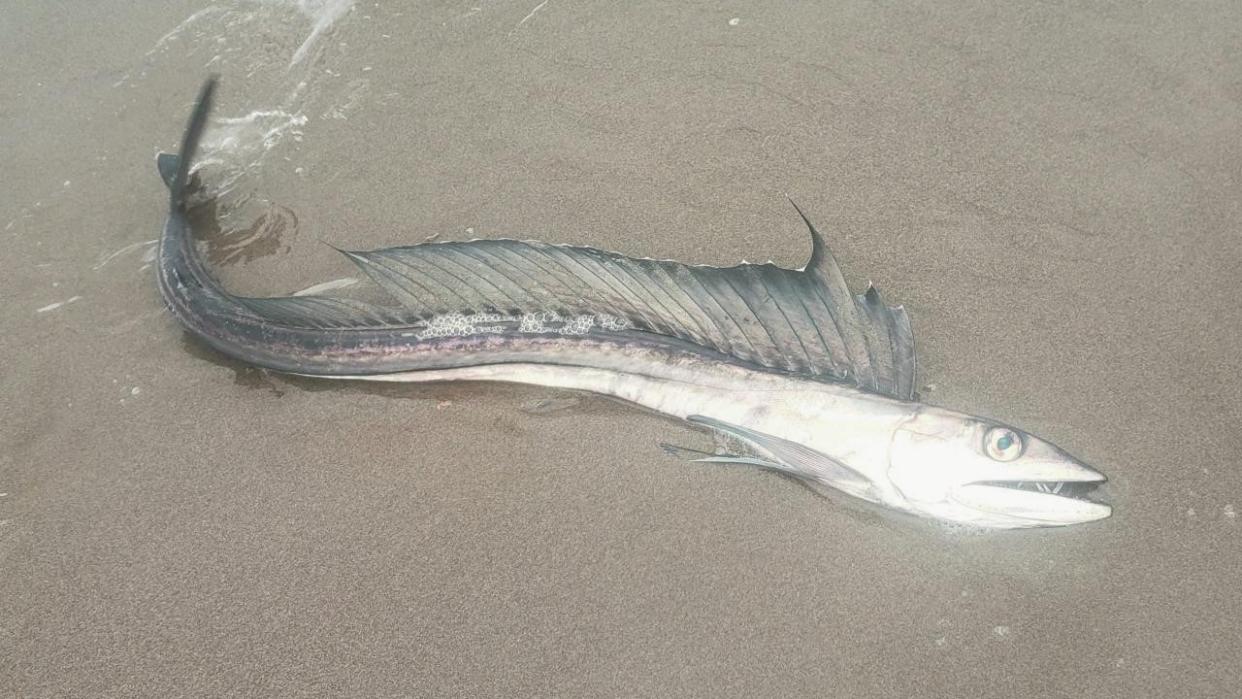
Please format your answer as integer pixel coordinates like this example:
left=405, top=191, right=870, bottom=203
left=2, top=1, right=1239, bottom=696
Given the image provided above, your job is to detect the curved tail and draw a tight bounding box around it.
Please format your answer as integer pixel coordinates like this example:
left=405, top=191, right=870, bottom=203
left=155, top=77, right=288, bottom=369
left=158, top=76, right=217, bottom=209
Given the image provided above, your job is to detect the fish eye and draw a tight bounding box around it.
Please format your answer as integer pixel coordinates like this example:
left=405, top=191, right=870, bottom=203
left=984, top=426, right=1024, bottom=462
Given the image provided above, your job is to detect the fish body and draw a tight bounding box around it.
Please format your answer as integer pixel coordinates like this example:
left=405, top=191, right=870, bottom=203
left=157, top=78, right=1111, bottom=529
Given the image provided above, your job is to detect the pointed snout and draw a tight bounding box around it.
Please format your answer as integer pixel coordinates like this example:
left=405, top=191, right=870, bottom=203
left=955, top=452, right=1111, bottom=528
left=952, top=483, right=1111, bottom=526
left=986, top=455, right=1107, bottom=485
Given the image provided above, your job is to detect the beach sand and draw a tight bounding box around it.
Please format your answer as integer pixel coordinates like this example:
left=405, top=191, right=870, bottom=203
left=2, top=1, right=1240, bottom=695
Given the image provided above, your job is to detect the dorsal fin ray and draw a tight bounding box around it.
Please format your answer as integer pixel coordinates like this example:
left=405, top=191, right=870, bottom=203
left=268, top=205, right=919, bottom=399
left=791, top=199, right=879, bottom=391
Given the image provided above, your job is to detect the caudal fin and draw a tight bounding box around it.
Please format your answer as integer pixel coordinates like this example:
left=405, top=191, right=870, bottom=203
left=158, top=75, right=218, bottom=208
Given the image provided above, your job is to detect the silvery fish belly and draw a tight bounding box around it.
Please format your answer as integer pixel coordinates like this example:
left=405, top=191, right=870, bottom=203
left=156, top=78, right=1111, bottom=529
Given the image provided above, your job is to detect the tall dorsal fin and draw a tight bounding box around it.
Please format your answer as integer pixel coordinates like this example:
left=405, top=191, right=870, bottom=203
left=793, top=200, right=883, bottom=392
left=237, top=206, right=919, bottom=400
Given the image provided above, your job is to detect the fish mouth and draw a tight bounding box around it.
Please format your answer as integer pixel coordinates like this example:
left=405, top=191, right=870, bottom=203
left=954, top=474, right=1111, bottom=526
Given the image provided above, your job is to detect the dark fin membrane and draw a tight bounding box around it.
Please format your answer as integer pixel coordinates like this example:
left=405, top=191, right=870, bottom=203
left=235, top=296, right=413, bottom=329
left=328, top=210, right=917, bottom=399
left=157, top=153, right=180, bottom=189
left=222, top=210, right=919, bottom=399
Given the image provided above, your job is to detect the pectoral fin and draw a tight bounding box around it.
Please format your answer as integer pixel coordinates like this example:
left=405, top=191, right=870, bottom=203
left=685, top=415, right=878, bottom=500
left=660, top=442, right=789, bottom=471
left=660, top=441, right=836, bottom=499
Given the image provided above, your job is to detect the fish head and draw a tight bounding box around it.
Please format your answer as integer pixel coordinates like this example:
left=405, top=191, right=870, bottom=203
left=886, top=406, right=1111, bottom=528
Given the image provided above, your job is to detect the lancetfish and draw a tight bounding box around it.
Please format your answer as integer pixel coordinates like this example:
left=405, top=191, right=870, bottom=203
left=157, top=78, right=1110, bottom=529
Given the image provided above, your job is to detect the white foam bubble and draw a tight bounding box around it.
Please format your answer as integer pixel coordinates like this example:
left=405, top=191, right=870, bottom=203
left=417, top=312, right=512, bottom=340
left=414, top=310, right=630, bottom=340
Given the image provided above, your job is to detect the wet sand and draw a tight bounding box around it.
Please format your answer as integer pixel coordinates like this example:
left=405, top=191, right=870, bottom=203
left=3, top=1, right=1240, bottom=696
